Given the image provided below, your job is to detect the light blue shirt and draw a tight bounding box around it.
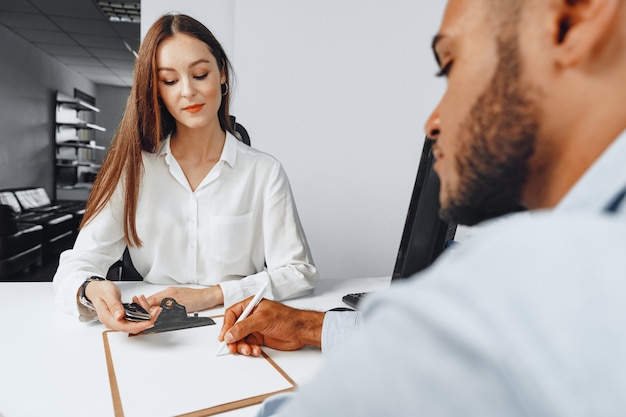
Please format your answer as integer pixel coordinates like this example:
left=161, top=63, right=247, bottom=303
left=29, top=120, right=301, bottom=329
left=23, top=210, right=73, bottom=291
left=259, top=130, right=626, bottom=416
left=555, top=130, right=626, bottom=212
left=264, top=211, right=626, bottom=416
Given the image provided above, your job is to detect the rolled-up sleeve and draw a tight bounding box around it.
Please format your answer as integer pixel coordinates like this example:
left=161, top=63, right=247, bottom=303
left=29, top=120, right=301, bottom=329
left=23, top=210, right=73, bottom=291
left=220, top=162, right=318, bottom=307
left=52, top=188, right=126, bottom=316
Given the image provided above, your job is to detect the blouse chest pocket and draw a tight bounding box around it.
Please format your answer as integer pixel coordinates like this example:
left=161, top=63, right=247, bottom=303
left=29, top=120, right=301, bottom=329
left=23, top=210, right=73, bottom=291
left=206, top=212, right=255, bottom=263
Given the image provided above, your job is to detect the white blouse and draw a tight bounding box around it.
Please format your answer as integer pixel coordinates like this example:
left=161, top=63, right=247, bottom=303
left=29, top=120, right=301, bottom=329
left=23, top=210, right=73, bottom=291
left=53, top=132, right=318, bottom=316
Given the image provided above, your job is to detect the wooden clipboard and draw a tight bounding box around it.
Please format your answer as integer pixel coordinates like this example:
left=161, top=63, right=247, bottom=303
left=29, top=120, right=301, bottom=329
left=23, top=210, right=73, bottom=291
left=102, top=316, right=296, bottom=417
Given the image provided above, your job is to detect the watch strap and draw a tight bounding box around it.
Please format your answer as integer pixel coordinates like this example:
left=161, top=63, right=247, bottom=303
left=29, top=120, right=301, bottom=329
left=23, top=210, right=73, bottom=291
left=78, top=276, right=106, bottom=310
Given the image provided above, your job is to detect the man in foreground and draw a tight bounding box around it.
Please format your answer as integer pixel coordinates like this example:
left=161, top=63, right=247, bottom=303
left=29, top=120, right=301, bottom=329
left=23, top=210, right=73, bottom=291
left=220, top=0, right=626, bottom=414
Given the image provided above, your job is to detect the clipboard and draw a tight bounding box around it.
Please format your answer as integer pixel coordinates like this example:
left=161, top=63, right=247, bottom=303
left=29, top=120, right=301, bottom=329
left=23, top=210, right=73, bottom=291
left=102, top=316, right=296, bottom=416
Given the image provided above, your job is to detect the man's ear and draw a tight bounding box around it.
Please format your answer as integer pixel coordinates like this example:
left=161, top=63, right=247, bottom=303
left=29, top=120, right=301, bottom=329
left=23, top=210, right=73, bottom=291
left=553, top=0, right=620, bottom=67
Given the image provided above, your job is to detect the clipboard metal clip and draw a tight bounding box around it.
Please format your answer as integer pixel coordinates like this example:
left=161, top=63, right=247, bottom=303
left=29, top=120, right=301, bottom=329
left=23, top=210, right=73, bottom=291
left=139, top=297, right=215, bottom=334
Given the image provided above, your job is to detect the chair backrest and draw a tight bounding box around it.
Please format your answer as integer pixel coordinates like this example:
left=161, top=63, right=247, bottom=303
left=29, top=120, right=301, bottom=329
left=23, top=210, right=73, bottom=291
left=229, top=115, right=251, bottom=146
left=120, top=247, right=143, bottom=281
left=107, top=247, right=143, bottom=281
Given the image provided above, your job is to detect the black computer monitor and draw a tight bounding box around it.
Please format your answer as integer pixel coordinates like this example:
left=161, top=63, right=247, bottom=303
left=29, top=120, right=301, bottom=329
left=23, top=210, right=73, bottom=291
left=341, top=138, right=457, bottom=309
left=391, top=137, right=457, bottom=280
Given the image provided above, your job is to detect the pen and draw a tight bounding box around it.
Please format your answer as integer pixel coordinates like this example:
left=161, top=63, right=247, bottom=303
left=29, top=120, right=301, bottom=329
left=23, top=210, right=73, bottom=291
left=216, top=282, right=270, bottom=356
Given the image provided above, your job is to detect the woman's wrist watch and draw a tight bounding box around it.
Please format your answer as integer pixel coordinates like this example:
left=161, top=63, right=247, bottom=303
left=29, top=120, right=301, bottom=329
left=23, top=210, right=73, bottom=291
left=78, top=276, right=106, bottom=310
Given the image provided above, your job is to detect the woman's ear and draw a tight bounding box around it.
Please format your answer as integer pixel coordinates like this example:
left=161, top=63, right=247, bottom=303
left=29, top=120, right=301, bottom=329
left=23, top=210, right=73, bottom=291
left=553, top=0, right=620, bottom=67
left=220, top=62, right=227, bottom=84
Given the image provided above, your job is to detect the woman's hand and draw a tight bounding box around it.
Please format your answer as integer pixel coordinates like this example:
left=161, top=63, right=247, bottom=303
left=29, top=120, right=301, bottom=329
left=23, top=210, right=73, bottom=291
left=144, top=285, right=224, bottom=312
left=85, top=280, right=158, bottom=334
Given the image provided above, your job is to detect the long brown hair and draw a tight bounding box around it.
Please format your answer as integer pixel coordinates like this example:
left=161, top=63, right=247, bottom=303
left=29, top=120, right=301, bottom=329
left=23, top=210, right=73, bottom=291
left=81, top=14, right=234, bottom=247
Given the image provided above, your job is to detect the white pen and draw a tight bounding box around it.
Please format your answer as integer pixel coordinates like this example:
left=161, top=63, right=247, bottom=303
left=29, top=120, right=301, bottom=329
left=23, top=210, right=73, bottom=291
left=216, top=282, right=270, bottom=356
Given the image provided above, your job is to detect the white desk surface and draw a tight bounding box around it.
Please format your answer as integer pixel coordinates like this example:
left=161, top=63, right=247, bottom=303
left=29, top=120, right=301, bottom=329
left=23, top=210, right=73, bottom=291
left=0, top=277, right=389, bottom=417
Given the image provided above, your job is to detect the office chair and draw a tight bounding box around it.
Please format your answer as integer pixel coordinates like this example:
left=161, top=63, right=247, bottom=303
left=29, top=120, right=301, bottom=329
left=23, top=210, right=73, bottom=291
left=107, top=247, right=142, bottom=281
left=230, top=115, right=251, bottom=146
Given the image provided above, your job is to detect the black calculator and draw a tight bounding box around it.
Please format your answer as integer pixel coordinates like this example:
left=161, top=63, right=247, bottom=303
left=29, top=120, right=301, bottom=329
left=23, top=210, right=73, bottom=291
left=342, top=292, right=370, bottom=309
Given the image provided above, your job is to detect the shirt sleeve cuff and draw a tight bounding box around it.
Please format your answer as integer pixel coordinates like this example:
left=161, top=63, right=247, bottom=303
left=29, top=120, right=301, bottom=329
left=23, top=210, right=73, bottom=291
left=219, top=270, right=271, bottom=308
left=255, top=392, right=294, bottom=417
left=321, top=311, right=361, bottom=355
left=77, top=302, right=99, bottom=323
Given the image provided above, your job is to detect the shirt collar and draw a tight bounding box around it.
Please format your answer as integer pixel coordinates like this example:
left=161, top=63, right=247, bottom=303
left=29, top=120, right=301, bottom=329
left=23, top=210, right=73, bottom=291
left=157, top=137, right=170, bottom=159
left=556, top=129, right=626, bottom=212
left=156, top=131, right=239, bottom=168
left=221, top=131, right=238, bottom=168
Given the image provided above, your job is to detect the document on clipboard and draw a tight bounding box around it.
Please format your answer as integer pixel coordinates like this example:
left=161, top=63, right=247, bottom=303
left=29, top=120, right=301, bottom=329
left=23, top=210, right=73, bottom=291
left=102, top=316, right=296, bottom=417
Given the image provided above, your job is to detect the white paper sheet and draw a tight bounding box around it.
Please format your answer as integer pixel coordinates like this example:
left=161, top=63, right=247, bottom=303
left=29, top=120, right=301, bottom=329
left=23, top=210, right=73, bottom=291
left=103, top=317, right=294, bottom=417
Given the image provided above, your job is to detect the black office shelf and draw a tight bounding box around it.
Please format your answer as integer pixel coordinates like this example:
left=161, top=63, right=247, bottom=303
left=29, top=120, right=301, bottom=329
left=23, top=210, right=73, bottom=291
left=56, top=160, right=102, bottom=169
left=55, top=121, right=106, bottom=132
left=56, top=97, right=100, bottom=113
left=55, top=91, right=106, bottom=199
left=56, top=140, right=105, bottom=150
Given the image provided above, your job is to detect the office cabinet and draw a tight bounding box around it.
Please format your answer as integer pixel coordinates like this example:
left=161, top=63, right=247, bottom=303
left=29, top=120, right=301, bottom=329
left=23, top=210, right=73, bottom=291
left=55, top=91, right=106, bottom=200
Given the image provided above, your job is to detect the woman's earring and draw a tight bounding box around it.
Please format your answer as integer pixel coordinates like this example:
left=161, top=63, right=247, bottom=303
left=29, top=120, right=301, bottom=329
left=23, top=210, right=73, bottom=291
left=221, top=83, right=229, bottom=96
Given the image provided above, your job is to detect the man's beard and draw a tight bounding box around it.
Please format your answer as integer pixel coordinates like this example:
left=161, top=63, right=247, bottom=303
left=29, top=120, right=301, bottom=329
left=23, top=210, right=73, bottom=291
left=440, top=34, right=540, bottom=226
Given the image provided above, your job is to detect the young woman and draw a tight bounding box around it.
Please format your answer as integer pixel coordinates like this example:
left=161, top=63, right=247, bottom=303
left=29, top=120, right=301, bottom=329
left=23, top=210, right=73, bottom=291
left=52, top=14, right=318, bottom=332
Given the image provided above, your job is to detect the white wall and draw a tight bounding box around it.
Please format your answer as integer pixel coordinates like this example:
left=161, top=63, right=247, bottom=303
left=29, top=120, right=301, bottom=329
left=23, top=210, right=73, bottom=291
left=95, top=85, right=132, bottom=164
left=142, top=1, right=447, bottom=280
left=141, top=0, right=235, bottom=58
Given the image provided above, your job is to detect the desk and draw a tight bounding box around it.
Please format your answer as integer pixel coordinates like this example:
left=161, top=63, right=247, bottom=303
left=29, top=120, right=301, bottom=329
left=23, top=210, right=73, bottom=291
left=0, top=277, right=390, bottom=417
